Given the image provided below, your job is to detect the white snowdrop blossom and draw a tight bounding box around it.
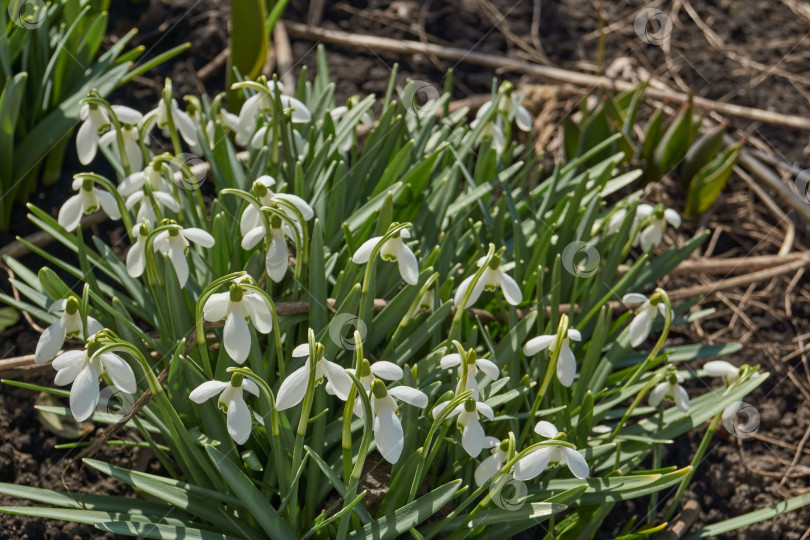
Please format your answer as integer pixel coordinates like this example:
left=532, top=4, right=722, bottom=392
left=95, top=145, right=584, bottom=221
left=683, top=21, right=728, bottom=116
left=634, top=204, right=681, bottom=252
left=454, top=255, right=522, bottom=308
left=331, top=105, right=373, bottom=151
left=471, top=116, right=507, bottom=154
left=513, top=421, right=590, bottom=480
left=153, top=97, right=198, bottom=147
left=523, top=329, right=582, bottom=387
left=76, top=104, right=110, bottom=165
left=152, top=224, right=215, bottom=287
left=440, top=352, right=499, bottom=400
left=361, top=378, right=428, bottom=464
left=118, top=164, right=180, bottom=224
left=53, top=346, right=136, bottom=422
left=35, top=297, right=103, bottom=364
left=202, top=279, right=274, bottom=364
left=475, top=93, right=533, bottom=133
left=58, top=177, right=121, bottom=232
left=98, top=106, right=146, bottom=172
left=704, top=361, right=757, bottom=388
left=235, top=84, right=311, bottom=147
left=352, top=228, right=419, bottom=286
left=433, top=397, right=495, bottom=457
left=348, top=359, right=404, bottom=417
left=189, top=374, right=259, bottom=444
left=275, top=342, right=353, bottom=410
left=475, top=437, right=509, bottom=486
left=650, top=374, right=690, bottom=412
left=622, top=293, right=671, bottom=348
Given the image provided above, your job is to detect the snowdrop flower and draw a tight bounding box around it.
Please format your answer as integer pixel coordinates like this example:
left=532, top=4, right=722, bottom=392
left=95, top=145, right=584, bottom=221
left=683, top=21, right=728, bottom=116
left=514, top=421, right=589, bottom=480
left=276, top=341, right=353, bottom=410
left=152, top=223, right=215, bottom=287
left=250, top=125, right=307, bottom=159
left=58, top=177, right=121, bottom=232
left=53, top=345, right=136, bottom=422
left=35, top=297, right=103, bottom=364
left=454, top=254, right=522, bottom=308
left=433, top=397, right=495, bottom=457
left=622, top=293, right=671, bottom=348
left=348, top=359, right=404, bottom=417
left=153, top=98, right=198, bottom=147
left=476, top=92, right=533, bottom=133
left=202, top=279, right=274, bottom=364
left=634, top=204, right=681, bottom=252
left=440, top=351, right=499, bottom=400
left=189, top=373, right=259, bottom=444
left=472, top=117, right=507, bottom=154
left=650, top=373, right=689, bottom=412
left=360, top=378, right=427, bottom=464
left=119, top=164, right=180, bottom=224
left=352, top=227, right=419, bottom=286
left=475, top=437, right=509, bottom=486
left=330, top=105, right=373, bottom=151
left=240, top=176, right=314, bottom=243
left=704, top=360, right=756, bottom=386
left=523, top=329, right=581, bottom=387
left=98, top=106, right=145, bottom=172
left=76, top=103, right=110, bottom=165
left=126, top=223, right=150, bottom=278
left=235, top=85, right=311, bottom=146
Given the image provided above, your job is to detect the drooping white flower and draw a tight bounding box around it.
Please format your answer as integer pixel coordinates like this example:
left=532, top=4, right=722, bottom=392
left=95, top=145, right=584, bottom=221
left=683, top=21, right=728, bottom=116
left=703, top=360, right=743, bottom=384
left=275, top=342, right=353, bottom=410
left=235, top=85, right=311, bottom=147
left=433, top=397, right=495, bottom=457
left=634, top=204, right=681, bottom=252
left=153, top=98, right=198, bottom=147
left=58, top=177, right=121, bottom=232
left=152, top=225, right=215, bottom=287
left=440, top=352, right=499, bottom=400
left=348, top=359, right=404, bottom=417
left=119, top=164, right=180, bottom=224
left=76, top=104, right=110, bottom=165
left=98, top=106, right=146, bottom=172
left=202, top=279, right=274, bottom=364
left=650, top=374, right=689, bottom=412
left=454, top=255, right=522, bottom=308
left=189, top=374, right=259, bottom=444
left=359, top=378, right=427, bottom=464
left=513, top=421, right=589, bottom=481
left=471, top=116, right=507, bottom=154
left=53, top=347, right=136, bottom=422
left=523, top=329, right=582, bottom=387
left=475, top=436, right=509, bottom=486
left=35, top=297, right=103, bottom=364
left=352, top=228, right=419, bottom=286
left=622, top=293, right=671, bottom=348
left=476, top=93, right=533, bottom=133
left=330, top=105, right=374, bottom=152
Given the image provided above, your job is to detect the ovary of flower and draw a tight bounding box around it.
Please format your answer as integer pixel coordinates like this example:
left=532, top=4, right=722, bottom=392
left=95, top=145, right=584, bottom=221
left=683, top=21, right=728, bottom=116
left=440, top=352, right=499, bottom=400
left=433, top=397, right=495, bottom=457
left=53, top=347, right=136, bottom=422
left=475, top=436, right=509, bottom=486
left=119, top=165, right=180, bottom=224
left=35, top=297, right=103, bottom=364
left=152, top=226, right=215, bottom=287
left=77, top=104, right=110, bottom=165
left=348, top=359, right=404, bottom=417
left=622, top=293, right=670, bottom=348
left=275, top=343, right=353, bottom=410
left=454, top=255, right=522, bottom=308
left=513, top=422, right=589, bottom=481
left=98, top=106, right=146, bottom=171
left=650, top=374, right=690, bottom=412
left=523, top=329, right=582, bottom=387
left=202, top=280, right=274, bottom=364
left=189, top=374, right=259, bottom=445
left=635, top=204, right=681, bottom=252
left=58, top=177, right=121, bottom=232
left=352, top=228, right=419, bottom=286
left=361, top=379, right=428, bottom=464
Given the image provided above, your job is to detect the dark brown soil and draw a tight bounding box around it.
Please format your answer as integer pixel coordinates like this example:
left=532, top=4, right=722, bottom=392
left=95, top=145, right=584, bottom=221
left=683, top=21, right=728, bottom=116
left=3, top=0, right=810, bottom=538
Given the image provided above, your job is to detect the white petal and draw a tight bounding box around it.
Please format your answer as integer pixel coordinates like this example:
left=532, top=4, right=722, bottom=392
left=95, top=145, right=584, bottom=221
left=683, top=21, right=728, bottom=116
left=475, top=453, right=504, bottom=486
left=704, top=360, right=737, bottom=377
left=274, top=193, right=314, bottom=221
left=321, top=360, right=352, bottom=401
left=265, top=233, right=289, bottom=283
left=374, top=405, right=404, bottom=464
left=35, top=320, right=66, bottom=364
left=190, top=380, right=229, bottom=403
left=49, top=298, right=68, bottom=313
left=227, top=396, right=252, bottom=444
left=461, top=418, right=485, bottom=457
left=95, top=189, right=121, bottom=220
left=240, top=205, right=262, bottom=236
left=562, top=448, right=590, bottom=479
left=86, top=317, right=103, bottom=338
left=53, top=350, right=86, bottom=371
left=622, top=293, right=648, bottom=305
left=649, top=382, right=668, bottom=408
left=112, top=105, right=142, bottom=124
left=639, top=225, right=663, bottom=252
left=515, top=104, right=533, bottom=132
left=242, top=380, right=259, bottom=396
left=567, top=329, right=582, bottom=341
left=282, top=96, right=312, bottom=123
left=523, top=335, right=555, bottom=356
left=674, top=385, right=690, bottom=412
left=636, top=204, right=654, bottom=218
left=483, top=436, right=500, bottom=449
left=77, top=120, right=98, bottom=165
left=182, top=228, right=215, bottom=248
left=126, top=239, right=146, bottom=278
left=453, top=275, right=474, bottom=308
left=476, top=359, right=500, bottom=380
left=513, top=447, right=554, bottom=481
left=203, top=293, right=231, bottom=322
left=124, top=139, right=143, bottom=172
left=152, top=191, right=181, bottom=213
left=370, top=361, right=403, bottom=381
left=275, top=364, right=310, bottom=410
left=53, top=351, right=87, bottom=385
left=57, top=195, right=84, bottom=232
left=100, top=353, right=136, bottom=394
left=388, top=386, right=428, bottom=408
left=352, top=237, right=383, bottom=264
left=224, top=311, right=251, bottom=364
left=292, top=343, right=310, bottom=357
left=70, top=365, right=100, bottom=422
left=241, top=226, right=265, bottom=250
left=440, top=354, right=462, bottom=370
left=432, top=401, right=461, bottom=419
left=664, top=209, right=681, bottom=228
left=534, top=420, right=559, bottom=438
left=477, top=402, right=495, bottom=421
left=497, top=270, right=522, bottom=305
left=167, top=246, right=189, bottom=287
left=556, top=345, right=577, bottom=387
left=629, top=309, right=653, bottom=348
left=394, top=242, right=419, bottom=286
left=243, top=294, right=273, bottom=334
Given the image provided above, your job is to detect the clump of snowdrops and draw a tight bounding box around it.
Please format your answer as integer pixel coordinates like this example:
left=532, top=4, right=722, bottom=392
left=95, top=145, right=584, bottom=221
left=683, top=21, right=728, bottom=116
left=1, top=49, right=772, bottom=538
